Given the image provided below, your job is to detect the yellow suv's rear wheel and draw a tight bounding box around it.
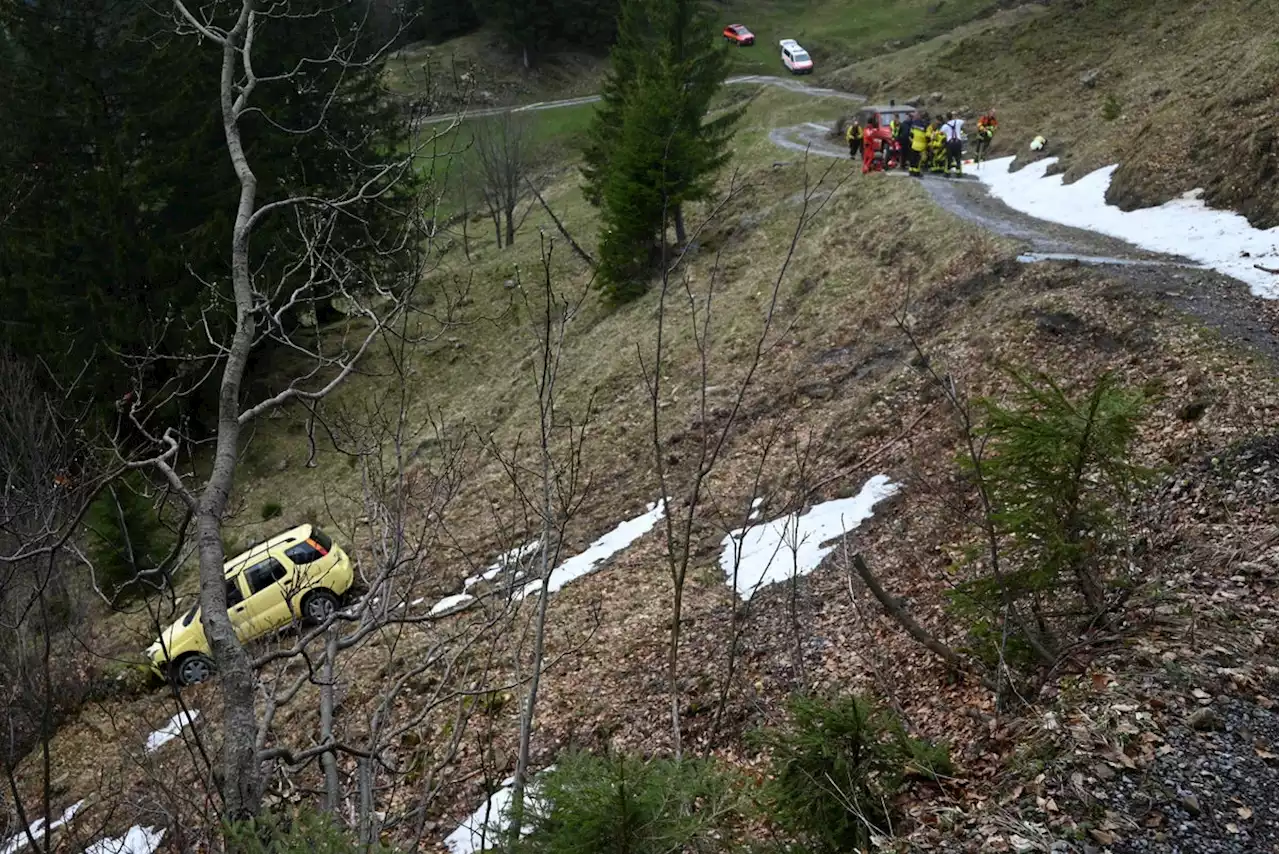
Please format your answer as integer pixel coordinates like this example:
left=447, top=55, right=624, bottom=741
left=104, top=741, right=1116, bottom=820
left=175, top=653, right=216, bottom=687
left=301, top=589, right=340, bottom=626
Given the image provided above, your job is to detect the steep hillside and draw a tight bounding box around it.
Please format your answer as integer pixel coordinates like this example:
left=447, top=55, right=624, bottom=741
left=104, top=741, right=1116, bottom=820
left=829, top=0, right=1279, bottom=227
left=5, top=6, right=1277, bottom=853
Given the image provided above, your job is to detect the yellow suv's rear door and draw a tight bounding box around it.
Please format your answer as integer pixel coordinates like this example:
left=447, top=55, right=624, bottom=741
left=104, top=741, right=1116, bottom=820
left=242, top=556, right=293, bottom=638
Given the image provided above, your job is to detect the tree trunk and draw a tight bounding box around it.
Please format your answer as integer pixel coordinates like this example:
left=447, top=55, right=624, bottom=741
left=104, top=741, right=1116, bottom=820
left=668, top=577, right=684, bottom=760
left=196, top=1, right=265, bottom=820
left=673, top=204, right=687, bottom=244
left=357, top=756, right=376, bottom=845
left=320, top=628, right=340, bottom=813
left=508, top=281, right=561, bottom=847
left=504, top=202, right=516, bottom=248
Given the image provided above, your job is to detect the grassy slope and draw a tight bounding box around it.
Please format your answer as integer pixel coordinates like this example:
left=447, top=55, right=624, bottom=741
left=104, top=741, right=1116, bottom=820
left=828, top=0, right=1279, bottom=227
left=714, top=0, right=1001, bottom=79
left=20, top=5, right=1279, bottom=846
left=24, top=83, right=1022, bottom=827
left=416, top=102, right=598, bottom=220
left=385, top=30, right=606, bottom=108
left=385, top=0, right=1009, bottom=97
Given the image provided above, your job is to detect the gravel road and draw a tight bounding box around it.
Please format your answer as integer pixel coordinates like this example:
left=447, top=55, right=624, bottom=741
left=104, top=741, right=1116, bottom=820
left=769, top=120, right=1279, bottom=356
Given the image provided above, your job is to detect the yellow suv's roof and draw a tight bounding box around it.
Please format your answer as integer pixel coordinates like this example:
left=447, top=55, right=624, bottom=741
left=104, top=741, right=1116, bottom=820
left=223, top=523, right=315, bottom=576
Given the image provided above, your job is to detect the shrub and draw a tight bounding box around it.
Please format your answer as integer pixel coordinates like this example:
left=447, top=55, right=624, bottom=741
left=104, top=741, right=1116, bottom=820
left=950, top=370, right=1148, bottom=664
left=261, top=501, right=283, bottom=521
left=222, top=807, right=388, bottom=854
left=1101, top=93, right=1122, bottom=121
left=83, top=473, right=175, bottom=603
left=519, top=751, right=743, bottom=854
left=755, top=694, right=951, bottom=854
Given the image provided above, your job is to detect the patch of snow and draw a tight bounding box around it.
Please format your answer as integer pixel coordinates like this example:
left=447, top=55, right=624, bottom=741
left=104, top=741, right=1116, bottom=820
left=444, top=769, right=553, bottom=854
left=83, top=827, right=166, bottom=854
left=977, top=156, right=1279, bottom=299
left=463, top=540, right=541, bottom=589
left=517, top=501, right=665, bottom=600
left=444, top=776, right=517, bottom=854
left=410, top=597, right=426, bottom=608
left=1016, top=252, right=1183, bottom=268
left=748, top=497, right=764, bottom=521
left=430, top=593, right=476, bottom=616
left=145, top=710, right=199, bottom=753
left=720, top=475, right=900, bottom=600
left=0, top=801, right=83, bottom=854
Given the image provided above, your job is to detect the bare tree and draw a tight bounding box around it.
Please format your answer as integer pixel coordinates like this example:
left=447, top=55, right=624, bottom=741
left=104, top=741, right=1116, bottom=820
left=0, top=351, right=99, bottom=854
left=102, top=0, right=462, bottom=820
left=472, top=110, right=533, bottom=249
left=640, top=155, right=850, bottom=756
left=479, top=236, right=594, bottom=845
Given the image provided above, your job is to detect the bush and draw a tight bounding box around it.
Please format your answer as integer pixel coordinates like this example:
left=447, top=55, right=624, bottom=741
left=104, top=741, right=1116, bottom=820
left=519, top=751, right=743, bottom=854
left=950, top=370, right=1148, bottom=664
left=756, top=694, right=951, bottom=854
left=83, top=473, right=175, bottom=603
left=1101, top=93, right=1122, bottom=121
left=222, top=807, right=388, bottom=854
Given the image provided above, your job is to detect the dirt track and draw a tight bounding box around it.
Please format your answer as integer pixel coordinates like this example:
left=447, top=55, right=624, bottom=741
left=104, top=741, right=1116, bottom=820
left=416, top=74, right=864, bottom=126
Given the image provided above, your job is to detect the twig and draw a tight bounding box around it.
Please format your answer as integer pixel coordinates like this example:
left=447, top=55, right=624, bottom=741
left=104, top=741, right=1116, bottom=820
left=525, top=178, right=596, bottom=268
left=848, top=552, right=998, bottom=693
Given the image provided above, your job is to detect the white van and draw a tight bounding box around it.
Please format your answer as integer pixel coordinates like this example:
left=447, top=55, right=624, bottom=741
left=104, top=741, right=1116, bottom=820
left=780, top=39, right=813, bottom=74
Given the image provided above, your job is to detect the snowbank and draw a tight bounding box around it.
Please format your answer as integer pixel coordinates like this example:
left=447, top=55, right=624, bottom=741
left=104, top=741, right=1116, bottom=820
left=516, top=501, right=665, bottom=600
left=720, top=475, right=900, bottom=600
left=976, top=156, right=1279, bottom=299
left=84, top=827, right=166, bottom=854
left=145, top=710, right=199, bottom=753
left=464, top=541, right=540, bottom=590
left=444, top=771, right=552, bottom=854
left=430, top=593, right=476, bottom=616
left=0, top=801, right=83, bottom=854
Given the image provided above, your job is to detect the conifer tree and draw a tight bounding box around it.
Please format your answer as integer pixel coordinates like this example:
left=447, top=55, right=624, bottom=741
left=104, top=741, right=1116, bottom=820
left=582, top=0, right=740, bottom=300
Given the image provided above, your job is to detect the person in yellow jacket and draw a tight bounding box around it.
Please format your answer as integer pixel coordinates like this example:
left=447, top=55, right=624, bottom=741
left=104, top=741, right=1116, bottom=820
left=926, top=122, right=946, bottom=173
left=908, top=116, right=928, bottom=177
left=846, top=119, right=863, bottom=160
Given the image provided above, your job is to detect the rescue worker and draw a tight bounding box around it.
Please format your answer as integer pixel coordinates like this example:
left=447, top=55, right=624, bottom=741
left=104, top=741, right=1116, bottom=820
left=975, top=109, right=998, bottom=161
left=860, top=115, right=879, bottom=173
left=926, top=120, right=946, bottom=173
left=940, top=111, right=965, bottom=176
left=846, top=118, right=863, bottom=160
left=896, top=113, right=914, bottom=171
left=908, top=115, right=928, bottom=177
